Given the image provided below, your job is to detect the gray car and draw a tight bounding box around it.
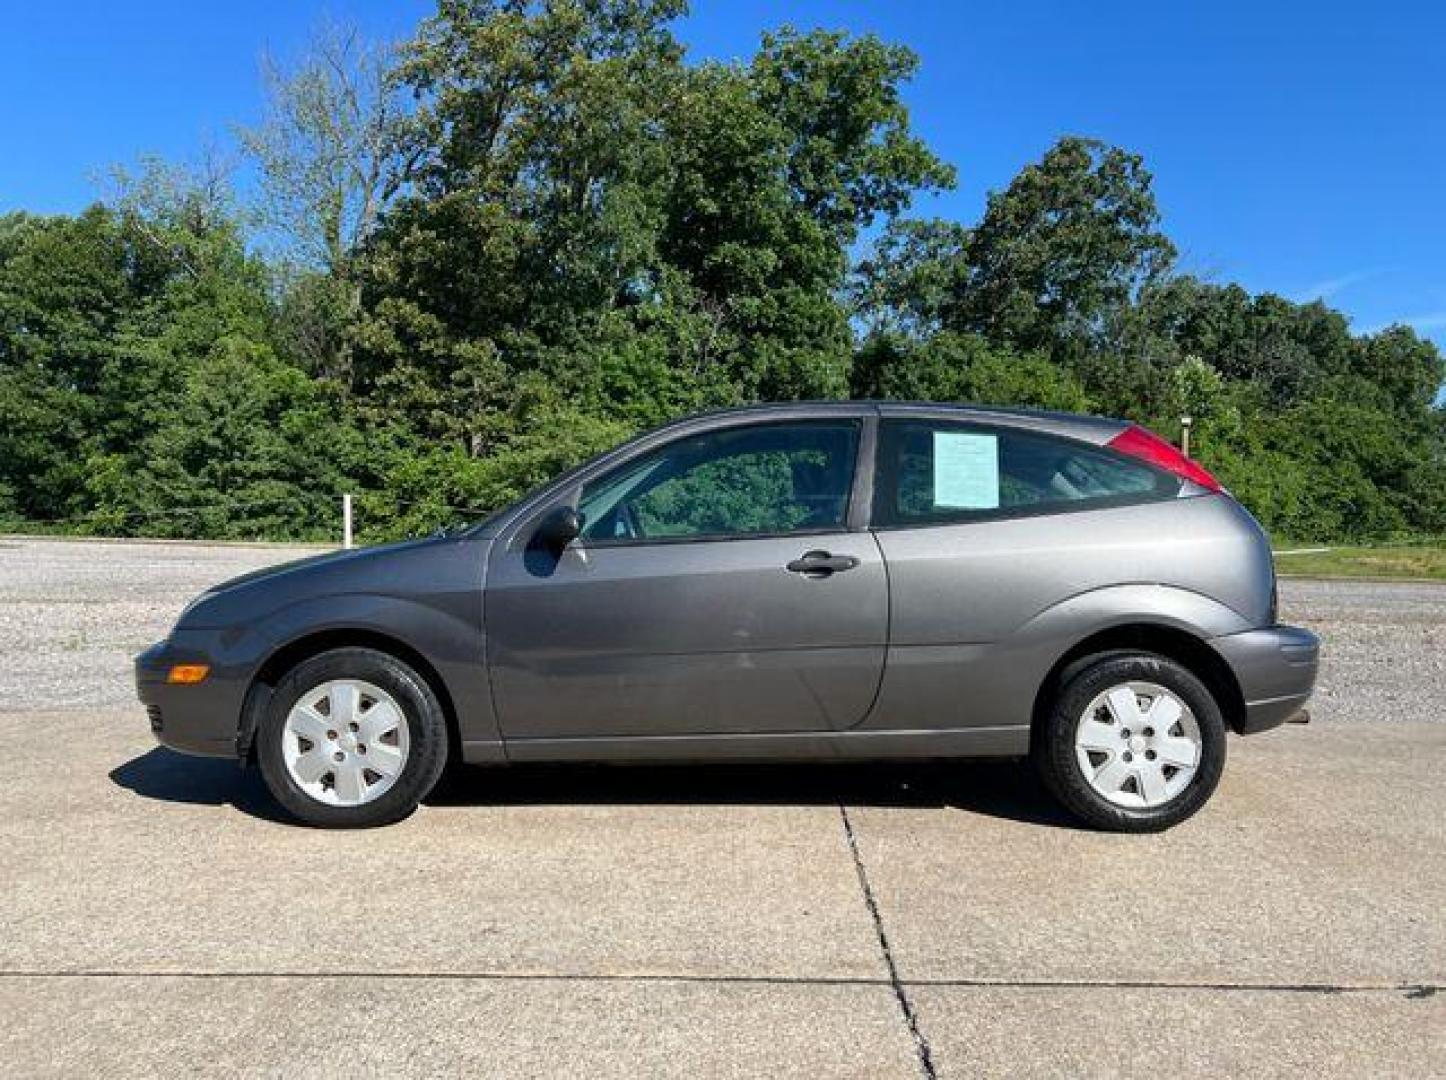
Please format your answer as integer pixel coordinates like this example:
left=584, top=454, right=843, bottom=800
left=136, top=402, right=1318, bottom=831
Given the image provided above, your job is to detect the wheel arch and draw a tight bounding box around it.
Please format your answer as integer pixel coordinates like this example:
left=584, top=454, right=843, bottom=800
left=1030, top=623, right=1247, bottom=742
left=239, top=627, right=461, bottom=763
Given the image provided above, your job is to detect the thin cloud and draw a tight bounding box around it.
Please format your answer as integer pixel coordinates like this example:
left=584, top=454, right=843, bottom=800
left=1400, top=312, right=1446, bottom=332
left=1360, top=311, right=1446, bottom=335
left=1291, top=268, right=1386, bottom=304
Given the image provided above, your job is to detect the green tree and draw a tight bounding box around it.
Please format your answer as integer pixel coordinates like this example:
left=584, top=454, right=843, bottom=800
left=1356, top=325, right=1446, bottom=415
left=87, top=339, right=361, bottom=539
left=238, top=21, right=418, bottom=388
left=0, top=157, right=362, bottom=539
left=0, top=209, right=130, bottom=523
left=349, top=1, right=949, bottom=542
left=852, top=331, right=1090, bottom=412
left=850, top=217, right=970, bottom=337
left=1126, top=277, right=1349, bottom=406
left=944, top=136, right=1176, bottom=356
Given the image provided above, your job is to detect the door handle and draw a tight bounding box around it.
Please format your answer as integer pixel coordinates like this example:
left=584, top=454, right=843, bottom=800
left=786, top=550, right=860, bottom=577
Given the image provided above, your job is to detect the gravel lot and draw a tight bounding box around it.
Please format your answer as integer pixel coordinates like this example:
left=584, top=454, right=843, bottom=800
left=1, top=535, right=1441, bottom=719
left=0, top=537, right=329, bottom=712
left=1283, top=576, right=1445, bottom=724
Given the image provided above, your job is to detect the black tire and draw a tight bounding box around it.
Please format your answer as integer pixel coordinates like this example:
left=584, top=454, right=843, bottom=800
left=1033, top=651, right=1226, bottom=832
left=256, top=647, right=449, bottom=828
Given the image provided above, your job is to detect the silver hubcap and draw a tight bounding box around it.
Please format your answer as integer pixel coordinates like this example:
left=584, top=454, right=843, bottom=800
left=1075, top=681, right=1201, bottom=809
left=282, top=679, right=410, bottom=807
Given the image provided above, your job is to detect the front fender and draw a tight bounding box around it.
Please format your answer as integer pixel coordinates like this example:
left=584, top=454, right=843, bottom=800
left=238, top=593, right=498, bottom=753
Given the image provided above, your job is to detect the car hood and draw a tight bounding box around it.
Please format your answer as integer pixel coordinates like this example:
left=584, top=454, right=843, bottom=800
left=202, top=548, right=366, bottom=595
left=175, top=534, right=466, bottom=630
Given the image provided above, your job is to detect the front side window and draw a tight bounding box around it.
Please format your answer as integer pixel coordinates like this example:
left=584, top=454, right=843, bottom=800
left=874, top=419, right=1177, bottom=527
left=577, top=420, right=859, bottom=543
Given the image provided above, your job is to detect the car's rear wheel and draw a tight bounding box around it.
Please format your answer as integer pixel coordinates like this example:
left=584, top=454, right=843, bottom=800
left=1034, top=651, right=1226, bottom=832
left=256, top=647, right=448, bottom=828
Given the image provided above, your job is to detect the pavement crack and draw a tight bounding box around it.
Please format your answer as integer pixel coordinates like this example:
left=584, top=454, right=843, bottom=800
left=838, top=804, right=937, bottom=1080
left=901, top=977, right=1444, bottom=999
left=0, top=970, right=1438, bottom=1000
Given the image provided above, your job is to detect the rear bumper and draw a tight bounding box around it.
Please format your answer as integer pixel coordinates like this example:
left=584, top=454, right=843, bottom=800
left=1209, top=624, right=1320, bottom=734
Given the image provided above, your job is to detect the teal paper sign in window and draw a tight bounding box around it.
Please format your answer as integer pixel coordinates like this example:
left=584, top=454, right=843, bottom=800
left=932, top=431, right=1000, bottom=509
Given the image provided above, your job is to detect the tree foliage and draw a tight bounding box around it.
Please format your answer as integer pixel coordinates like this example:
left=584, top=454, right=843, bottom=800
left=0, top=3, right=1441, bottom=544
left=946, top=137, right=1176, bottom=355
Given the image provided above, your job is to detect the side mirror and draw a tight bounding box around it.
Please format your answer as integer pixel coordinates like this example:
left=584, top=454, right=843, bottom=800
left=533, top=505, right=581, bottom=554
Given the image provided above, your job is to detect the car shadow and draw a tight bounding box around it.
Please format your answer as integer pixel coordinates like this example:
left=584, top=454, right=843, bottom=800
left=109, top=749, right=1080, bottom=830
left=109, top=748, right=292, bottom=824
left=427, top=758, right=1081, bottom=829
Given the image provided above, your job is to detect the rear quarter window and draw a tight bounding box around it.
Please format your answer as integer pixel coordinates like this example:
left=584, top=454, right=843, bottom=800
left=875, top=419, right=1180, bottom=527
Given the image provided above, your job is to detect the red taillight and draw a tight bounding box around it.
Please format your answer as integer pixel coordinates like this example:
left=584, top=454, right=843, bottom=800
left=1107, top=424, right=1223, bottom=493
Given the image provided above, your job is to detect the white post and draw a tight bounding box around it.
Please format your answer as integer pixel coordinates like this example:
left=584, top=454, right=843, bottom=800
left=342, top=493, right=354, bottom=550
left=1180, top=415, right=1193, bottom=458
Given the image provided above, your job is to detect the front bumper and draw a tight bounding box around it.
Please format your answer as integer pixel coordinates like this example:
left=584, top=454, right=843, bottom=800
left=135, top=628, right=261, bottom=758
left=1209, top=624, right=1320, bottom=734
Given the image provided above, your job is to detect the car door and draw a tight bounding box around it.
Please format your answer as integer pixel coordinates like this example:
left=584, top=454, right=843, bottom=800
left=484, top=415, right=888, bottom=741
left=863, top=414, right=1187, bottom=732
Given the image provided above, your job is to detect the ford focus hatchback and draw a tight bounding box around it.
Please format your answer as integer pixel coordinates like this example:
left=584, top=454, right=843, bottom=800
left=137, top=402, right=1319, bottom=830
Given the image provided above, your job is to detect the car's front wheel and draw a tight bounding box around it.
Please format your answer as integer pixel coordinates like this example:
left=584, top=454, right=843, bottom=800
left=256, top=647, right=449, bottom=828
left=1034, top=651, right=1226, bottom=832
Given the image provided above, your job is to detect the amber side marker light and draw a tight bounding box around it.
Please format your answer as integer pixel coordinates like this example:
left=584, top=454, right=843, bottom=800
left=166, top=664, right=211, bottom=685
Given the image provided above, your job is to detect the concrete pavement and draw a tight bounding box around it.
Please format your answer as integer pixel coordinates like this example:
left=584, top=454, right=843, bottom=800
left=2, top=976, right=918, bottom=1079
left=1, top=708, right=1441, bottom=1077
left=849, top=722, right=1445, bottom=986
left=914, top=986, right=1444, bottom=1079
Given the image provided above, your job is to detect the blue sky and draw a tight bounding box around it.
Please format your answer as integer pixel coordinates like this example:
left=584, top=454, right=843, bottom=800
left=3, top=0, right=1443, bottom=350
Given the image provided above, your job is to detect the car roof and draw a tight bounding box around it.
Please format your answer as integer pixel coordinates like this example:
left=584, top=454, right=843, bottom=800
left=660, top=400, right=1129, bottom=446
